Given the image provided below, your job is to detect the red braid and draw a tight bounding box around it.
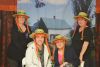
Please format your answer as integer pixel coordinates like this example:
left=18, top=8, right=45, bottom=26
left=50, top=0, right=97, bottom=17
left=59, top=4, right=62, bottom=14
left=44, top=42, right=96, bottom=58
left=45, top=38, right=51, bottom=56
left=26, top=19, right=30, bottom=34
left=34, top=39, right=39, bottom=57
left=15, top=16, right=22, bottom=32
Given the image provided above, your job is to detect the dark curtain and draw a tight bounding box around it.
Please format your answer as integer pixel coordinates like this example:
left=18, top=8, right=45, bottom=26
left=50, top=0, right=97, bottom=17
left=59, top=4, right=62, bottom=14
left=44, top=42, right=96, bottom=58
left=0, top=10, right=16, bottom=67
left=95, top=13, right=100, bottom=67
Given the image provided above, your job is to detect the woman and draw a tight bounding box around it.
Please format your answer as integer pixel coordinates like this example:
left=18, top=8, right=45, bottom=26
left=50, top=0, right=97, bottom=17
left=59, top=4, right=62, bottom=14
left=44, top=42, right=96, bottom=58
left=22, top=28, right=52, bottom=67
left=52, top=35, right=79, bottom=67
left=8, top=10, right=32, bottom=67
left=72, top=12, right=94, bottom=67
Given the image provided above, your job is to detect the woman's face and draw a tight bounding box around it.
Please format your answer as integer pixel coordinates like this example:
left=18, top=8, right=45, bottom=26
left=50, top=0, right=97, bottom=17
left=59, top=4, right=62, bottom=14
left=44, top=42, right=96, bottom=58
left=16, top=16, right=26, bottom=24
left=35, top=34, right=45, bottom=46
left=77, top=17, right=87, bottom=27
left=55, top=39, right=65, bottom=49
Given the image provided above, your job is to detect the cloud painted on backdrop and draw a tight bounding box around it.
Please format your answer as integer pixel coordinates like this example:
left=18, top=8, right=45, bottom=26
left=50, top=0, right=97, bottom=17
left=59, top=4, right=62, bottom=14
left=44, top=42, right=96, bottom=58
left=46, top=0, right=68, bottom=5
left=18, top=0, right=68, bottom=5
left=18, top=0, right=31, bottom=3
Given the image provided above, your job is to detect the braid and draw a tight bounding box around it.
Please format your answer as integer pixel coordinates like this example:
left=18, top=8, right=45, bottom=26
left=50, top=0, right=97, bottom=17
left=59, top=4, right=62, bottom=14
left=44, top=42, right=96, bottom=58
left=34, top=39, right=39, bottom=57
left=15, top=17, right=22, bottom=32
left=26, top=19, right=30, bottom=34
left=45, top=38, right=51, bottom=56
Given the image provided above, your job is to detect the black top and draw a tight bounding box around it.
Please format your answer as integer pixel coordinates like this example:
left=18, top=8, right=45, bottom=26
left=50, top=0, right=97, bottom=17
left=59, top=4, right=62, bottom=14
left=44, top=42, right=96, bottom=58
left=72, top=27, right=94, bottom=61
left=54, top=46, right=80, bottom=67
left=8, top=24, right=32, bottom=61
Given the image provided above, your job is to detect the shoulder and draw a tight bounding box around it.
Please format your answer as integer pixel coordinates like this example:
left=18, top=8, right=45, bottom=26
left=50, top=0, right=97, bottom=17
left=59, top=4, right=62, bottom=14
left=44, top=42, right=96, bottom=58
left=11, top=26, right=18, bottom=33
left=27, top=41, right=35, bottom=49
left=84, top=27, right=92, bottom=32
left=84, top=27, right=93, bottom=36
left=25, top=41, right=36, bottom=54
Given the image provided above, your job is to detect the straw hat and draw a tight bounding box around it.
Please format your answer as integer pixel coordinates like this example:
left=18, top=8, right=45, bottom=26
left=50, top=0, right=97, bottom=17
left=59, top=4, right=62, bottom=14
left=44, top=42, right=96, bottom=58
left=29, top=29, right=48, bottom=38
left=13, top=10, right=29, bottom=18
left=52, top=34, right=68, bottom=44
left=74, top=12, right=90, bottom=21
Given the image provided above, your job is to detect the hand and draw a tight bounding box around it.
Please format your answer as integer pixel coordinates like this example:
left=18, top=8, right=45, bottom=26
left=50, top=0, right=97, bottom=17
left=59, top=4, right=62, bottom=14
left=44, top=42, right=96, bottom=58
left=79, top=61, right=85, bottom=67
left=60, top=62, right=68, bottom=67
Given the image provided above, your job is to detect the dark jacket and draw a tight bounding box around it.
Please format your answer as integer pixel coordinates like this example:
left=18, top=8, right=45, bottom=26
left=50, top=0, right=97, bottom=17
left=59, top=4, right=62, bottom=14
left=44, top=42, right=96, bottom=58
left=72, top=27, right=94, bottom=67
left=8, top=24, right=32, bottom=61
left=54, top=46, right=80, bottom=67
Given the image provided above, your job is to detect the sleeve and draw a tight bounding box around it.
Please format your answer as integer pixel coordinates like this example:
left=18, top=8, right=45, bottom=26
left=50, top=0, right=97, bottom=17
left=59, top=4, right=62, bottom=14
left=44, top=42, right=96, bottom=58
left=47, top=58, right=52, bottom=67
left=45, top=45, right=52, bottom=67
left=83, top=28, right=94, bottom=50
left=25, top=45, right=37, bottom=67
left=83, top=28, right=93, bottom=42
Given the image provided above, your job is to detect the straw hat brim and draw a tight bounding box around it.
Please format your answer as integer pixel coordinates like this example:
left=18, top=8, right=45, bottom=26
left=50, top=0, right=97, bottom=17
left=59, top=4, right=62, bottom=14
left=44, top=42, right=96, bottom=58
left=74, top=16, right=90, bottom=21
left=52, top=37, right=67, bottom=45
left=13, top=14, right=29, bottom=18
left=29, top=33, right=48, bottom=39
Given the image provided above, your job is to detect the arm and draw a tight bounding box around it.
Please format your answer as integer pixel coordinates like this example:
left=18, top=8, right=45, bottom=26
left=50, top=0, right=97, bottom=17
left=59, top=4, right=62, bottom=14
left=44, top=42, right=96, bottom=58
left=79, top=41, right=89, bottom=62
left=25, top=44, right=37, bottom=67
left=79, top=28, right=92, bottom=62
left=47, top=57, right=52, bottom=67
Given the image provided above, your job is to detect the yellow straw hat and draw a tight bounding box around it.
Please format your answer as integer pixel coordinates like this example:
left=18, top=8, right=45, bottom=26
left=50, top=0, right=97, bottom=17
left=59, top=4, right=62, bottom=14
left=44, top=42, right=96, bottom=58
left=52, top=34, right=68, bottom=44
left=13, top=10, right=29, bottom=18
left=29, top=29, right=48, bottom=38
left=74, top=12, right=90, bottom=21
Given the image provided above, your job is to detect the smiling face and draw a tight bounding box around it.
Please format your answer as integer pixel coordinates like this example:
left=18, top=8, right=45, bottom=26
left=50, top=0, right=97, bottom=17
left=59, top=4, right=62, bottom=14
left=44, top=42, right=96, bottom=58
left=77, top=17, right=88, bottom=27
left=35, top=34, right=45, bottom=46
left=55, top=39, right=65, bottom=49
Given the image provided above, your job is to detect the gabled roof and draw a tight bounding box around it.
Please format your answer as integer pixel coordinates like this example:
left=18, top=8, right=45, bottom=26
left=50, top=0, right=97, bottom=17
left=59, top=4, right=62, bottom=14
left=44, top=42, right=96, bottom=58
left=42, top=18, right=71, bottom=30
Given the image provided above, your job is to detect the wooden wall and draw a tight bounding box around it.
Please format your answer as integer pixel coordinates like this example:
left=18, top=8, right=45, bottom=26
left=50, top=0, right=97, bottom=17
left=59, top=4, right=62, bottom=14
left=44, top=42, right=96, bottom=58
left=0, top=0, right=17, bottom=11
left=0, top=0, right=17, bottom=67
left=96, top=0, right=100, bottom=67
